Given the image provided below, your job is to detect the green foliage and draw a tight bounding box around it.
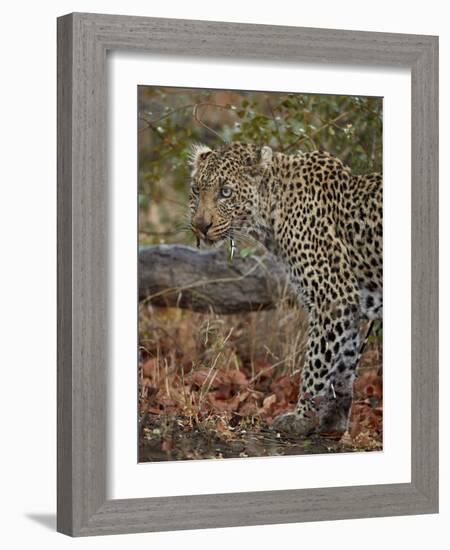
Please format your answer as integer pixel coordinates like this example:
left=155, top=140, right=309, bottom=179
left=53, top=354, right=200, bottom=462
left=239, top=247, right=256, bottom=259
left=138, top=86, right=382, bottom=245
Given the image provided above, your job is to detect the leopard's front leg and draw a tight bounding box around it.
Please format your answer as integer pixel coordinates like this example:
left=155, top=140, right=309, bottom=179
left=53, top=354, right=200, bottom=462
left=273, top=264, right=361, bottom=438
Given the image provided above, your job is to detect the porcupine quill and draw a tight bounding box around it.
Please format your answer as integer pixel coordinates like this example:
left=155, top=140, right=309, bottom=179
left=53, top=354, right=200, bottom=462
left=229, top=237, right=237, bottom=261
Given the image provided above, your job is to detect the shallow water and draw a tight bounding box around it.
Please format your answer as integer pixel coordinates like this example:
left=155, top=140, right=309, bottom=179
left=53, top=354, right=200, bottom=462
left=139, top=414, right=355, bottom=462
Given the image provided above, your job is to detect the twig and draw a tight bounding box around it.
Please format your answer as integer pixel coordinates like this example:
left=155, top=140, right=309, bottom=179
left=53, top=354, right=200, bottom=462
left=147, top=104, right=197, bottom=125
left=139, top=116, right=166, bottom=137
left=192, top=103, right=229, bottom=141
left=285, top=111, right=350, bottom=152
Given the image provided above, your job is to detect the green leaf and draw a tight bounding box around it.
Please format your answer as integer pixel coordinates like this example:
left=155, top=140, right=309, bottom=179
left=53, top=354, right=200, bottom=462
left=239, top=247, right=255, bottom=259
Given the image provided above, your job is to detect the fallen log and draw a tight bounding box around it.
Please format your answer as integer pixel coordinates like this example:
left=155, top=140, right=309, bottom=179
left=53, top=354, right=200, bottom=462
left=139, top=244, right=291, bottom=314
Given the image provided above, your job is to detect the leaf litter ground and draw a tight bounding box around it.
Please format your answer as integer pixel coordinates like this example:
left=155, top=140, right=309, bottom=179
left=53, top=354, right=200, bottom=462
left=139, top=305, right=383, bottom=462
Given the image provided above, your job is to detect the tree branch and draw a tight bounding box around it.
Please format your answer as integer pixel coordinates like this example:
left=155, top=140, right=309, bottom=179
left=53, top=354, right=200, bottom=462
left=139, top=245, right=292, bottom=314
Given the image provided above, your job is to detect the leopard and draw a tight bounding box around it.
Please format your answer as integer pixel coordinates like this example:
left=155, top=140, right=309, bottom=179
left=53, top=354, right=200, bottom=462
left=188, top=141, right=382, bottom=437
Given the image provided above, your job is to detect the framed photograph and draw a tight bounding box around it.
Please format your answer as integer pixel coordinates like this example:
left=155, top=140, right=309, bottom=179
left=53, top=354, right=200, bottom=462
left=137, top=85, right=384, bottom=463
left=57, top=13, right=438, bottom=536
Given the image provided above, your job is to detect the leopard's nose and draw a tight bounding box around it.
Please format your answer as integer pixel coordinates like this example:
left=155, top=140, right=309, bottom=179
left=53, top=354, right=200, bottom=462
left=194, top=219, right=213, bottom=236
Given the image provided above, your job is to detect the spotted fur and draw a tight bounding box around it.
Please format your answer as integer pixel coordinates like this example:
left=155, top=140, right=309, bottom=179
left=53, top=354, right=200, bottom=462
left=189, top=142, right=382, bottom=436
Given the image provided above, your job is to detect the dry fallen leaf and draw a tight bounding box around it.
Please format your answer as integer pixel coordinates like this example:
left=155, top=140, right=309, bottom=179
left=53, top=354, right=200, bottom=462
left=161, top=438, right=174, bottom=451
left=141, top=358, right=156, bottom=378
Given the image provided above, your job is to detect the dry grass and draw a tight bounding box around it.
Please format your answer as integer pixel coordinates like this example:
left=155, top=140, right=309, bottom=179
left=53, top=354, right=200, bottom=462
left=138, top=295, right=383, bottom=461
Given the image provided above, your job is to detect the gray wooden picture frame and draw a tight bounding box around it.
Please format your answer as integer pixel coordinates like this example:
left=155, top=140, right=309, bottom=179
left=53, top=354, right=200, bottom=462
left=57, top=12, right=439, bottom=537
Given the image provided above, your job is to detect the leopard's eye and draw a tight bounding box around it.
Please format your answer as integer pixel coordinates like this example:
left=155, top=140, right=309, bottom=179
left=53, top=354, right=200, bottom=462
left=220, top=186, right=233, bottom=198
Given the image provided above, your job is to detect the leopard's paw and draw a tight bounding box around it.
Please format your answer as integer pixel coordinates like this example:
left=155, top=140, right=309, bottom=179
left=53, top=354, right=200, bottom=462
left=272, top=412, right=319, bottom=437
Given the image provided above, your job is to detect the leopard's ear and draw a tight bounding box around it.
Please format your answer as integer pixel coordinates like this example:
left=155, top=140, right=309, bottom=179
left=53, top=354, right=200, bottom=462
left=246, top=145, right=273, bottom=178
left=258, top=145, right=273, bottom=168
left=189, top=143, right=212, bottom=176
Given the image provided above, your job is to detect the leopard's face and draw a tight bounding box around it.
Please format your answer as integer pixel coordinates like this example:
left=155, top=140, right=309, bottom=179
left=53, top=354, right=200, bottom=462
left=188, top=143, right=272, bottom=246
